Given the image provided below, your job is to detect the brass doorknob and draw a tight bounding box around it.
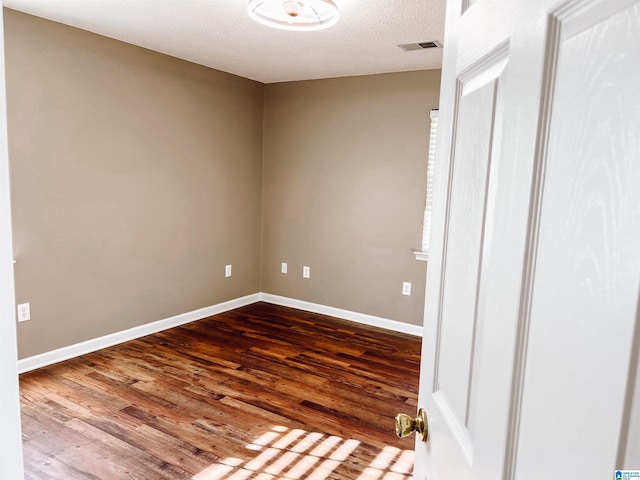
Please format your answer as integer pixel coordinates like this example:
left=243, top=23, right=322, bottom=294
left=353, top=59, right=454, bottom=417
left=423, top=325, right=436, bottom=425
left=395, top=408, right=428, bottom=442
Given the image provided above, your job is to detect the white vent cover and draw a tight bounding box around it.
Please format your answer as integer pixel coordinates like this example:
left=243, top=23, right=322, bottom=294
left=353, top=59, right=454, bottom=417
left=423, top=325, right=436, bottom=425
left=398, top=40, right=442, bottom=51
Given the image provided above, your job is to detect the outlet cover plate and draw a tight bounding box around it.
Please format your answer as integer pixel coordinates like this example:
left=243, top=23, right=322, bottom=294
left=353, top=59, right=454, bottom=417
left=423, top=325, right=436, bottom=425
left=402, top=282, right=412, bottom=296
left=281, top=262, right=288, bottom=274
left=225, top=265, right=232, bottom=277
left=17, top=302, right=31, bottom=322
left=303, top=266, right=310, bottom=278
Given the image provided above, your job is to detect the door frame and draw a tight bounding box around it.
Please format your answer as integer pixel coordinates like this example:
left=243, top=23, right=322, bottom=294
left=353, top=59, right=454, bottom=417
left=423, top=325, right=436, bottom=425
left=0, top=5, right=25, bottom=479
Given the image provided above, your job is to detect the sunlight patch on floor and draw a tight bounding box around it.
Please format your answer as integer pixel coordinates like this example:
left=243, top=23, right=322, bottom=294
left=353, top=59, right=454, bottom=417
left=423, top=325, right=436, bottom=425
left=193, top=425, right=413, bottom=480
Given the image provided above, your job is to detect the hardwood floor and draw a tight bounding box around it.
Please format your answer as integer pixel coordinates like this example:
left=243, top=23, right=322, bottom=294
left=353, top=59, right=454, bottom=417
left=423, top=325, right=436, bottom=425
left=20, top=302, right=422, bottom=480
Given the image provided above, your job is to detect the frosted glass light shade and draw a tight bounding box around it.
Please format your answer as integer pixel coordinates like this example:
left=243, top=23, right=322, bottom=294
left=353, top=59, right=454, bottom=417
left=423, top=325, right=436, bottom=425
left=248, top=0, right=339, bottom=31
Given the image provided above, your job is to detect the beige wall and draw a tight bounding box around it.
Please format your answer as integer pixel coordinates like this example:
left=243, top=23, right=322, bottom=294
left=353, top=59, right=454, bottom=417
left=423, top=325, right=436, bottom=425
left=5, top=9, right=441, bottom=359
left=5, top=10, right=264, bottom=358
left=261, top=71, right=441, bottom=326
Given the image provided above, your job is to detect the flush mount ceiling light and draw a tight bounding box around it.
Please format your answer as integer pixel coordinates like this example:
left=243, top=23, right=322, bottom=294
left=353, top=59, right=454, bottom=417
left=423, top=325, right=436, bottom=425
left=248, top=0, right=339, bottom=31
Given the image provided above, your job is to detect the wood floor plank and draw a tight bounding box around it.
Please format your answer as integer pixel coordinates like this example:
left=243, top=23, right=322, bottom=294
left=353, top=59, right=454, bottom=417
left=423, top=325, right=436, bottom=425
left=21, top=302, right=422, bottom=479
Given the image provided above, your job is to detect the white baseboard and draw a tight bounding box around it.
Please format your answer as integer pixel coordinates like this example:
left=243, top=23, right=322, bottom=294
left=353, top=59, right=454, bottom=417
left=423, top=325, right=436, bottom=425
left=18, top=292, right=422, bottom=374
left=258, top=293, right=423, bottom=337
left=17, top=293, right=261, bottom=374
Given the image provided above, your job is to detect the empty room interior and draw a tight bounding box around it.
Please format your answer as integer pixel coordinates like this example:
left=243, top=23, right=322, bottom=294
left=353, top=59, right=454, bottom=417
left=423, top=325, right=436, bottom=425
left=3, top=0, right=640, bottom=478
left=3, top=1, right=442, bottom=478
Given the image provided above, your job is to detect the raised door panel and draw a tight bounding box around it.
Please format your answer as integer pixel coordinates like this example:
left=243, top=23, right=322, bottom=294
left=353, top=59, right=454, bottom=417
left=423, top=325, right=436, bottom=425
left=436, top=80, right=496, bottom=441
left=515, top=1, right=640, bottom=478
left=428, top=46, right=510, bottom=470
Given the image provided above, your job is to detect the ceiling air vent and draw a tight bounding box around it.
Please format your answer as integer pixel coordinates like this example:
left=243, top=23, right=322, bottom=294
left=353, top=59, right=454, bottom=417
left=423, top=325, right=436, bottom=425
left=398, top=40, right=442, bottom=51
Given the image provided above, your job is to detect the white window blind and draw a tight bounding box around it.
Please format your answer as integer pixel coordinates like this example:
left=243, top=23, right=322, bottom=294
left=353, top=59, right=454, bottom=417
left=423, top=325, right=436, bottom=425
left=418, top=109, right=438, bottom=260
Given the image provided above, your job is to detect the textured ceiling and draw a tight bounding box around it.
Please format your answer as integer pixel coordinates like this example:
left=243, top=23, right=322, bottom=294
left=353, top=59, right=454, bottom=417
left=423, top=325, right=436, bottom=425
left=3, top=0, right=445, bottom=83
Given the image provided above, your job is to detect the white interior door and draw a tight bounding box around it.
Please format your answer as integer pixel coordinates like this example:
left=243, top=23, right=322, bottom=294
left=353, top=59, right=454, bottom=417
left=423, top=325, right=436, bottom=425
left=414, top=0, right=640, bottom=478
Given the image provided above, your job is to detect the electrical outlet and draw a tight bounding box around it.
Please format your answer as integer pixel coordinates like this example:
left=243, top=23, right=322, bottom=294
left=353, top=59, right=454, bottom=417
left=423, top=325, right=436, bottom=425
left=281, top=262, right=288, bottom=274
left=225, top=264, right=232, bottom=277
left=402, top=282, right=412, bottom=296
left=17, top=303, right=30, bottom=322
left=303, top=266, right=310, bottom=278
